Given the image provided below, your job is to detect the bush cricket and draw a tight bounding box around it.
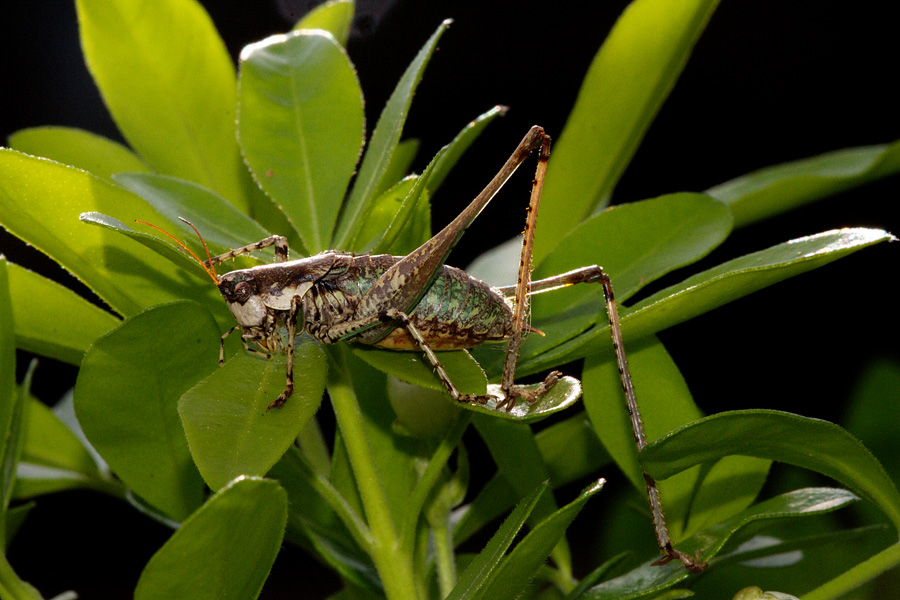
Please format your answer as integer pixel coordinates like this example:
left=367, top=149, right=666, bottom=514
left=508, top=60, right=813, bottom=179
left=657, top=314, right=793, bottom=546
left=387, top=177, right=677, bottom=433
left=139, top=126, right=705, bottom=573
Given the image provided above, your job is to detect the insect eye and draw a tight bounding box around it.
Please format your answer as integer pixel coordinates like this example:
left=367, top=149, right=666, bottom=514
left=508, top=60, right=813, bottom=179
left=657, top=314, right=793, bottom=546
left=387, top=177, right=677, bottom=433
left=234, top=281, right=252, bottom=302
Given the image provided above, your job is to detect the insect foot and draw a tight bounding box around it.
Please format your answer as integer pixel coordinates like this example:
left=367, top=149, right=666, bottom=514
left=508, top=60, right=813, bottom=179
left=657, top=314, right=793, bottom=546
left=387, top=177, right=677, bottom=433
left=494, top=370, right=562, bottom=412
left=651, top=543, right=707, bottom=574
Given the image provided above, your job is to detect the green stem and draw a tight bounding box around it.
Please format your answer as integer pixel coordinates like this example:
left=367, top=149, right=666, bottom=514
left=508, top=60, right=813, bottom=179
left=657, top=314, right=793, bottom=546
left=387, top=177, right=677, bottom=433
left=296, top=416, right=331, bottom=476
left=432, top=517, right=457, bottom=598
left=802, top=541, right=900, bottom=600
left=283, top=446, right=372, bottom=551
left=327, top=348, right=419, bottom=600
left=399, top=410, right=471, bottom=554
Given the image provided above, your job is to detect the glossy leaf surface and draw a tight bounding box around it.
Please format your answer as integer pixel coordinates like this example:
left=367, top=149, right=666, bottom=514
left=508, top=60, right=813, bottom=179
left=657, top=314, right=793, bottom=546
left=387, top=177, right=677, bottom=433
left=523, top=228, right=894, bottom=375
left=0, top=260, right=19, bottom=547
left=8, top=126, right=149, bottom=180
left=335, top=20, right=451, bottom=246
left=508, top=192, right=732, bottom=367
left=180, top=342, right=327, bottom=491
left=445, top=482, right=547, bottom=600
left=536, top=0, right=720, bottom=262
left=76, top=0, right=247, bottom=209
left=6, top=262, right=119, bottom=365
left=239, top=30, right=364, bottom=252
left=352, top=346, right=486, bottom=396
left=114, top=173, right=274, bottom=255
left=708, top=140, right=900, bottom=227
left=294, top=0, right=355, bottom=46
left=481, top=480, right=604, bottom=600
left=0, top=150, right=199, bottom=317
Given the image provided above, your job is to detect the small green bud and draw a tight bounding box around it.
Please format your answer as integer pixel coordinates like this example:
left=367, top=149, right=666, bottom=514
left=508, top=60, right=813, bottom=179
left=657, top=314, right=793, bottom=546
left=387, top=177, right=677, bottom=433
left=732, top=586, right=800, bottom=600
left=387, top=376, right=460, bottom=438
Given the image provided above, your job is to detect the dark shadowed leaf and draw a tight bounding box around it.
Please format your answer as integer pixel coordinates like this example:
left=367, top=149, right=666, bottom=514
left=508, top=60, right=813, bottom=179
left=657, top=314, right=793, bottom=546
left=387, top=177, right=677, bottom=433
left=640, top=410, right=900, bottom=534
left=134, top=476, right=287, bottom=600
left=74, top=301, right=217, bottom=521
left=581, top=488, right=858, bottom=600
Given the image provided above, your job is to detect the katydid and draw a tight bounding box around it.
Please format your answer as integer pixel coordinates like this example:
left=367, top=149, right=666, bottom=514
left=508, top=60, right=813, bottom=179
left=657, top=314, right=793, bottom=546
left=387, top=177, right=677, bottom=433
left=139, top=126, right=706, bottom=573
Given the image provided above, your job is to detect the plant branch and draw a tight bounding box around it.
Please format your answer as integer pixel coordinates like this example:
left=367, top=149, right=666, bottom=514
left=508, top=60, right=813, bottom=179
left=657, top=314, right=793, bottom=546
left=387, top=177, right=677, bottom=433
left=327, top=347, right=420, bottom=600
left=400, top=410, right=472, bottom=555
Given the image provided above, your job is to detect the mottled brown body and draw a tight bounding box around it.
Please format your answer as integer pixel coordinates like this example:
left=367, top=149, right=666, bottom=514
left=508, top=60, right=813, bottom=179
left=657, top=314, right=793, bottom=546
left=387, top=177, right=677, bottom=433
left=218, top=252, right=515, bottom=352
left=308, top=254, right=513, bottom=349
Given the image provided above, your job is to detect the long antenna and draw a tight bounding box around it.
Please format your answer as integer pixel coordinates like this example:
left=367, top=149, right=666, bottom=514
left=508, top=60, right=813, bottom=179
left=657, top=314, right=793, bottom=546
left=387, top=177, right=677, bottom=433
left=135, top=219, right=220, bottom=284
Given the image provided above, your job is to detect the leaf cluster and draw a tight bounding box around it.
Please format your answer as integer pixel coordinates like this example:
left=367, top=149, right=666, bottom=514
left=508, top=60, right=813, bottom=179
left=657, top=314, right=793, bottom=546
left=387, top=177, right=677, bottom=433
left=0, top=1, right=898, bottom=599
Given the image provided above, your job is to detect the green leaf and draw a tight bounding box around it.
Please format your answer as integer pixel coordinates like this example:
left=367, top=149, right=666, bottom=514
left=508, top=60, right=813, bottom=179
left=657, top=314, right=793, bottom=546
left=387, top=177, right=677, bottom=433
left=445, top=482, right=548, bottom=600
left=6, top=262, right=119, bottom=366
left=351, top=177, right=418, bottom=253
left=640, top=410, right=900, bottom=534
left=581, top=488, right=858, bottom=600
left=267, top=447, right=378, bottom=588
left=454, top=413, right=611, bottom=546
left=708, top=140, right=900, bottom=227
left=180, top=342, right=327, bottom=491
left=422, top=106, right=508, bottom=198
left=623, top=228, right=894, bottom=347
left=462, top=376, right=582, bottom=421
left=134, top=476, right=287, bottom=600
left=374, top=138, right=420, bottom=199
left=523, top=228, right=895, bottom=376
left=539, top=193, right=731, bottom=303
left=15, top=393, right=123, bottom=501
left=351, top=346, right=486, bottom=396
left=79, top=212, right=222, bottom=287
left=238, top=30, right=364, bottom=253
left=21, top=398, right=100, bottom=479
left=536, top=0, right=720, bottom=263
left=509, top=192, right=732, bottom=366
left=294, top=0, right=355, bottom=46
left=7, top=126, right=149, bottom=180
left=0, top=260, right=22, bottom=548
left=334, top=19, right=452, bottom=247
left=0, top=554, right=43, bottom=600
left=5, top=503, right=35, bottom=547
left=113, top=173, right=275, bottom=255
left=481, top=480, right=604, bottom=600
left=583, top=338, right=701, bottom=538
left=74, top=301, right=217, bottom=521
left=76, top=0, right=247, bottom=209
left=845, top=359, right=900, bottom=487
left=1, top=366, right=30, bottom=551
left=340, top=352, right=430, bottom=526
left=538, top=413, right=613, bottom=485
left=472, top=416, right=571, bottom=575
left=0, top=150, right=207, bottom=317
left=367, top=106, right=507, bottom=254
left=585, top=337, right=771, bottom=541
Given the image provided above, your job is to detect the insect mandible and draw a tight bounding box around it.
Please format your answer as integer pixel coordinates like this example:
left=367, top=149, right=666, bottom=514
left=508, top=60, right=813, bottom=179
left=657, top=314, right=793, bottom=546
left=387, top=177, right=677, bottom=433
left=139, top=126, right=705, bottom=573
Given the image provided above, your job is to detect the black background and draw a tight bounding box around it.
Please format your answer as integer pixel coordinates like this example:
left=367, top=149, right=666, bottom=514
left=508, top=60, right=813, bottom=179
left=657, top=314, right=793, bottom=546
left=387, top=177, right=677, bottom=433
left=2, top=1, right=899, bottom=598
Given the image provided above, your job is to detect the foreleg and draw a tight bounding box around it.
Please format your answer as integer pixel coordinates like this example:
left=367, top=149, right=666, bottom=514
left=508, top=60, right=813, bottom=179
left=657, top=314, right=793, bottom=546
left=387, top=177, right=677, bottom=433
left=268, top=296, right=302, bottom=410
